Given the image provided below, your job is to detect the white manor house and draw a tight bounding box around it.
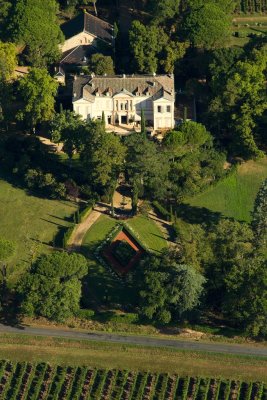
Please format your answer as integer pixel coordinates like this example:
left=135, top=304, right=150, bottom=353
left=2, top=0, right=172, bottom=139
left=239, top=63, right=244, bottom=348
left=72, top=74, right=175, bottom=131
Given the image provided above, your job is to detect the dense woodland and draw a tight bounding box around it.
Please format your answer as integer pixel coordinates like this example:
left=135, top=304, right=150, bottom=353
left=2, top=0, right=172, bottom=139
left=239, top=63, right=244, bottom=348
left=0, top=0, right=266, bottom=340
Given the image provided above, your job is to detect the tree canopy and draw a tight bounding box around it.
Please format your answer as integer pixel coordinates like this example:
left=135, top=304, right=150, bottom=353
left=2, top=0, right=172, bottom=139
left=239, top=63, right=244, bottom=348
left=0, top=41, right=17, bottom=82
left=80, top=121, right=126, bottom=190
left=209, top=49, right=267, bottom=158
left=9, top=0, right=63, bottom=66
left=19, top=252, right=88, bottom=322
left=138, top=251, right=205, bottom=324
left=182, top=2, right=231, bottom=49
left=251, top=179, right=267, bottom=249
left=17, top=68, right=58, bottom=131
left=89, top=53, right=115, bottom=75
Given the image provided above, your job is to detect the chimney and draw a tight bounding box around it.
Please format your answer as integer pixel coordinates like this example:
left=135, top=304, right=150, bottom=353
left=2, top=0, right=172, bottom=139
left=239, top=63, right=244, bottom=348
left=73, top=92, right=77, bottom=98
left=122, top=74, right=126, bottom=78
left=74, top=75, right=77, bottom=81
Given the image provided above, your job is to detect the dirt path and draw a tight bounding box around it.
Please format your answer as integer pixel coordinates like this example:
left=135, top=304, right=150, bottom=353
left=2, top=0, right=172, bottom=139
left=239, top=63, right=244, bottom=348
left=148, top=209, right=175, bottom=247
left=233, top=16, right=267, bottom=22
left=113, top=186, right=132, bottom=210
left=68, top=204, right=107, bottom=251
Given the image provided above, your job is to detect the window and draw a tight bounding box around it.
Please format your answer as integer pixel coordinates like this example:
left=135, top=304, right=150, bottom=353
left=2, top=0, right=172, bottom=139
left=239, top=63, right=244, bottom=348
left=167, top=105, right=171, bottom=113
left=157, top=106, right=162, bottom=113
left=121, top=103, right=124, bottom=111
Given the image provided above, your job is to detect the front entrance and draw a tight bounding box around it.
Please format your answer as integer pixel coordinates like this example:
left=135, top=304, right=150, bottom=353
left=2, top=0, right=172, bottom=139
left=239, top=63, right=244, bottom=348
left=108, top=116, right=112, bottom=124
left=121, top=116, right=127, bottom=124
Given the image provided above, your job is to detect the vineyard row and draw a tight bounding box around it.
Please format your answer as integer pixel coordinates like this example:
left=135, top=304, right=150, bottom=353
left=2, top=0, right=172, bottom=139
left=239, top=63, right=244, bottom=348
left=236, top=0, right=267, bottom=13
left=0, top=360, right=266, bottom=400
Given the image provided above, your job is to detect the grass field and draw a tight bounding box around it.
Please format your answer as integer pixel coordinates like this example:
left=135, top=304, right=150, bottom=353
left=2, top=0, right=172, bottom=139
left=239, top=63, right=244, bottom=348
left=0, top=176, right=77, bottom=283
left=186, top=158, right=267, bottom=223
left=81, top=214, right=167, bottom=307
left=0, top=359, right=266, bottom=400
left=0, top=334, right=266, bottom=382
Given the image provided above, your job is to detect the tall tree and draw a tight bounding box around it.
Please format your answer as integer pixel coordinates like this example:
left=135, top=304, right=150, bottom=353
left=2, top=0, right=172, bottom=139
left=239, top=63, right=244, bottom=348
left=182, top=2, right=231, bottom=49
left=0, top=41, right=17, bottom=130
left=138, top=252, right=205, bottom=324
left=9, top=0, right=63, bottom=66
left=0, top=41, right=17, bottom=82
left=0, top=1, right=11, bottom=37
left=251, top=179, right=267, bottom=249
left=18, top=252, right=88, bottom=322
left=89, top=53, right=114, bottom=75
left=80, top=121, right=126, bottom=190
left=49, top=109, right=84, bottom=143
left=125, top=133, right=170, bottom=200
left=209, top=49, right=267, bottom=158
left=151, top=0, right=180, bottom=23
left=224, top=256, right=267, bottom=338
left=17, top=68, right=58, bottom=132
left=129, top=21, right=185, bottom=73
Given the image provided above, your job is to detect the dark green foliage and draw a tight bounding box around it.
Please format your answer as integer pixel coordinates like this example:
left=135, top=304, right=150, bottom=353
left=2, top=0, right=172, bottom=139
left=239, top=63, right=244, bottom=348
left=138, top=251, right=205, bottom=324
left=80, top=120, right=126, bottom=191
left=141, top=109, right=145, bottom=134
left=89, top=53, right=115, bottom=75
left=129, top=20, right=186, bottom=73
left=49, top=109, right=83, bottom=144
left=182, top=3, right=231, bottom=49
left=163, top=121, right=226, bottom=201
left=224, top=256, right=267, bottom=338
left=208, top=49, right=267, bottom=158
left=151, top=0, right=180, bottom=22
left=18, top=252, right=88, bottom=322
left=17, top=68, right=58, bottom=131
left=251, top=179, right=267, bottom=249
left=8, top=0, right=63, bottom=66
left=112, top=240, right=136, bottom=266
left=125, top=133, right=170, bottom=200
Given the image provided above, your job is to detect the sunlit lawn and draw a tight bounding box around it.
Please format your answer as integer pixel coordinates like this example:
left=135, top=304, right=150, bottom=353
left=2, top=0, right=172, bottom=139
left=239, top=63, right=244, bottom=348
left=0, top=177, right=77, bottom=284
left=187, top=158, right=267, bottom=222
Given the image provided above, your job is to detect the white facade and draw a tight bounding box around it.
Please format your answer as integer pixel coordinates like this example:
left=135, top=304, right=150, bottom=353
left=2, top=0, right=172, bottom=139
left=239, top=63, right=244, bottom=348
left=73, top=75, right=175, bottom=131
left=60, top=32, right=96, bottom=54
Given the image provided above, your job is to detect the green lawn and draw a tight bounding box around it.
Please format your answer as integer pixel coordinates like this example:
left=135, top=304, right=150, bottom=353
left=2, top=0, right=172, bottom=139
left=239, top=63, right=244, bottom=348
left=127, top=215, right=167, bottom=254
left=1, top=334, right=267, bottom=381
left=81, top=214, right=167, bottom=307
left=0, top=177, right=77, bottom=284
left=186, top=158, right=267, bottom=222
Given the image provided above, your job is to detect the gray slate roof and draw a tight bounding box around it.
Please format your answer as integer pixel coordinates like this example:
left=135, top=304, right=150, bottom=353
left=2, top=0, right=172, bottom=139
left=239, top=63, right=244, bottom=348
left=60, top=45, right=98, bottom=65
left=73, top=75, right=175, bottom=102
left=61, top=12, right=113, bottom=45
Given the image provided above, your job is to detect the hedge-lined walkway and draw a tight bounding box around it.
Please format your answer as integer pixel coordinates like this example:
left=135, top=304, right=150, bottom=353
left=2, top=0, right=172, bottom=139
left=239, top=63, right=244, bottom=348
left=68, top=204, right=107, bottom=251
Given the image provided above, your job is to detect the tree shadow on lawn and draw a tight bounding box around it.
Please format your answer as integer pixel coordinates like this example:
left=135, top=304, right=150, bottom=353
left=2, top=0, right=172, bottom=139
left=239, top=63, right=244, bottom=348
left=176, top=203, right=223, bottom=227
left=80, top=241, right=137, bottom=308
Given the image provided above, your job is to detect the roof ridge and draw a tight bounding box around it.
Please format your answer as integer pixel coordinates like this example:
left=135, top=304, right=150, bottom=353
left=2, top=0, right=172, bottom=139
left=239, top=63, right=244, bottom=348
left=60, top=45, right=81, bottom=62
left=84, top=11, right=113, bottom=28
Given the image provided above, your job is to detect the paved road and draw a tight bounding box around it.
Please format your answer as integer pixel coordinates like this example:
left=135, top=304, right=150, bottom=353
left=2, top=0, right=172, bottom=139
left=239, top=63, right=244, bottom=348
left=0, top=323, right=266, bottom=358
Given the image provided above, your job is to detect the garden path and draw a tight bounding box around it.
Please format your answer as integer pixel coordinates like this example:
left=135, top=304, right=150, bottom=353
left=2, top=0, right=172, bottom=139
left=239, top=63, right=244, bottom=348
left=68, top=204, right=107, bottom=251
left=148, top=209, right=175, bottom=247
